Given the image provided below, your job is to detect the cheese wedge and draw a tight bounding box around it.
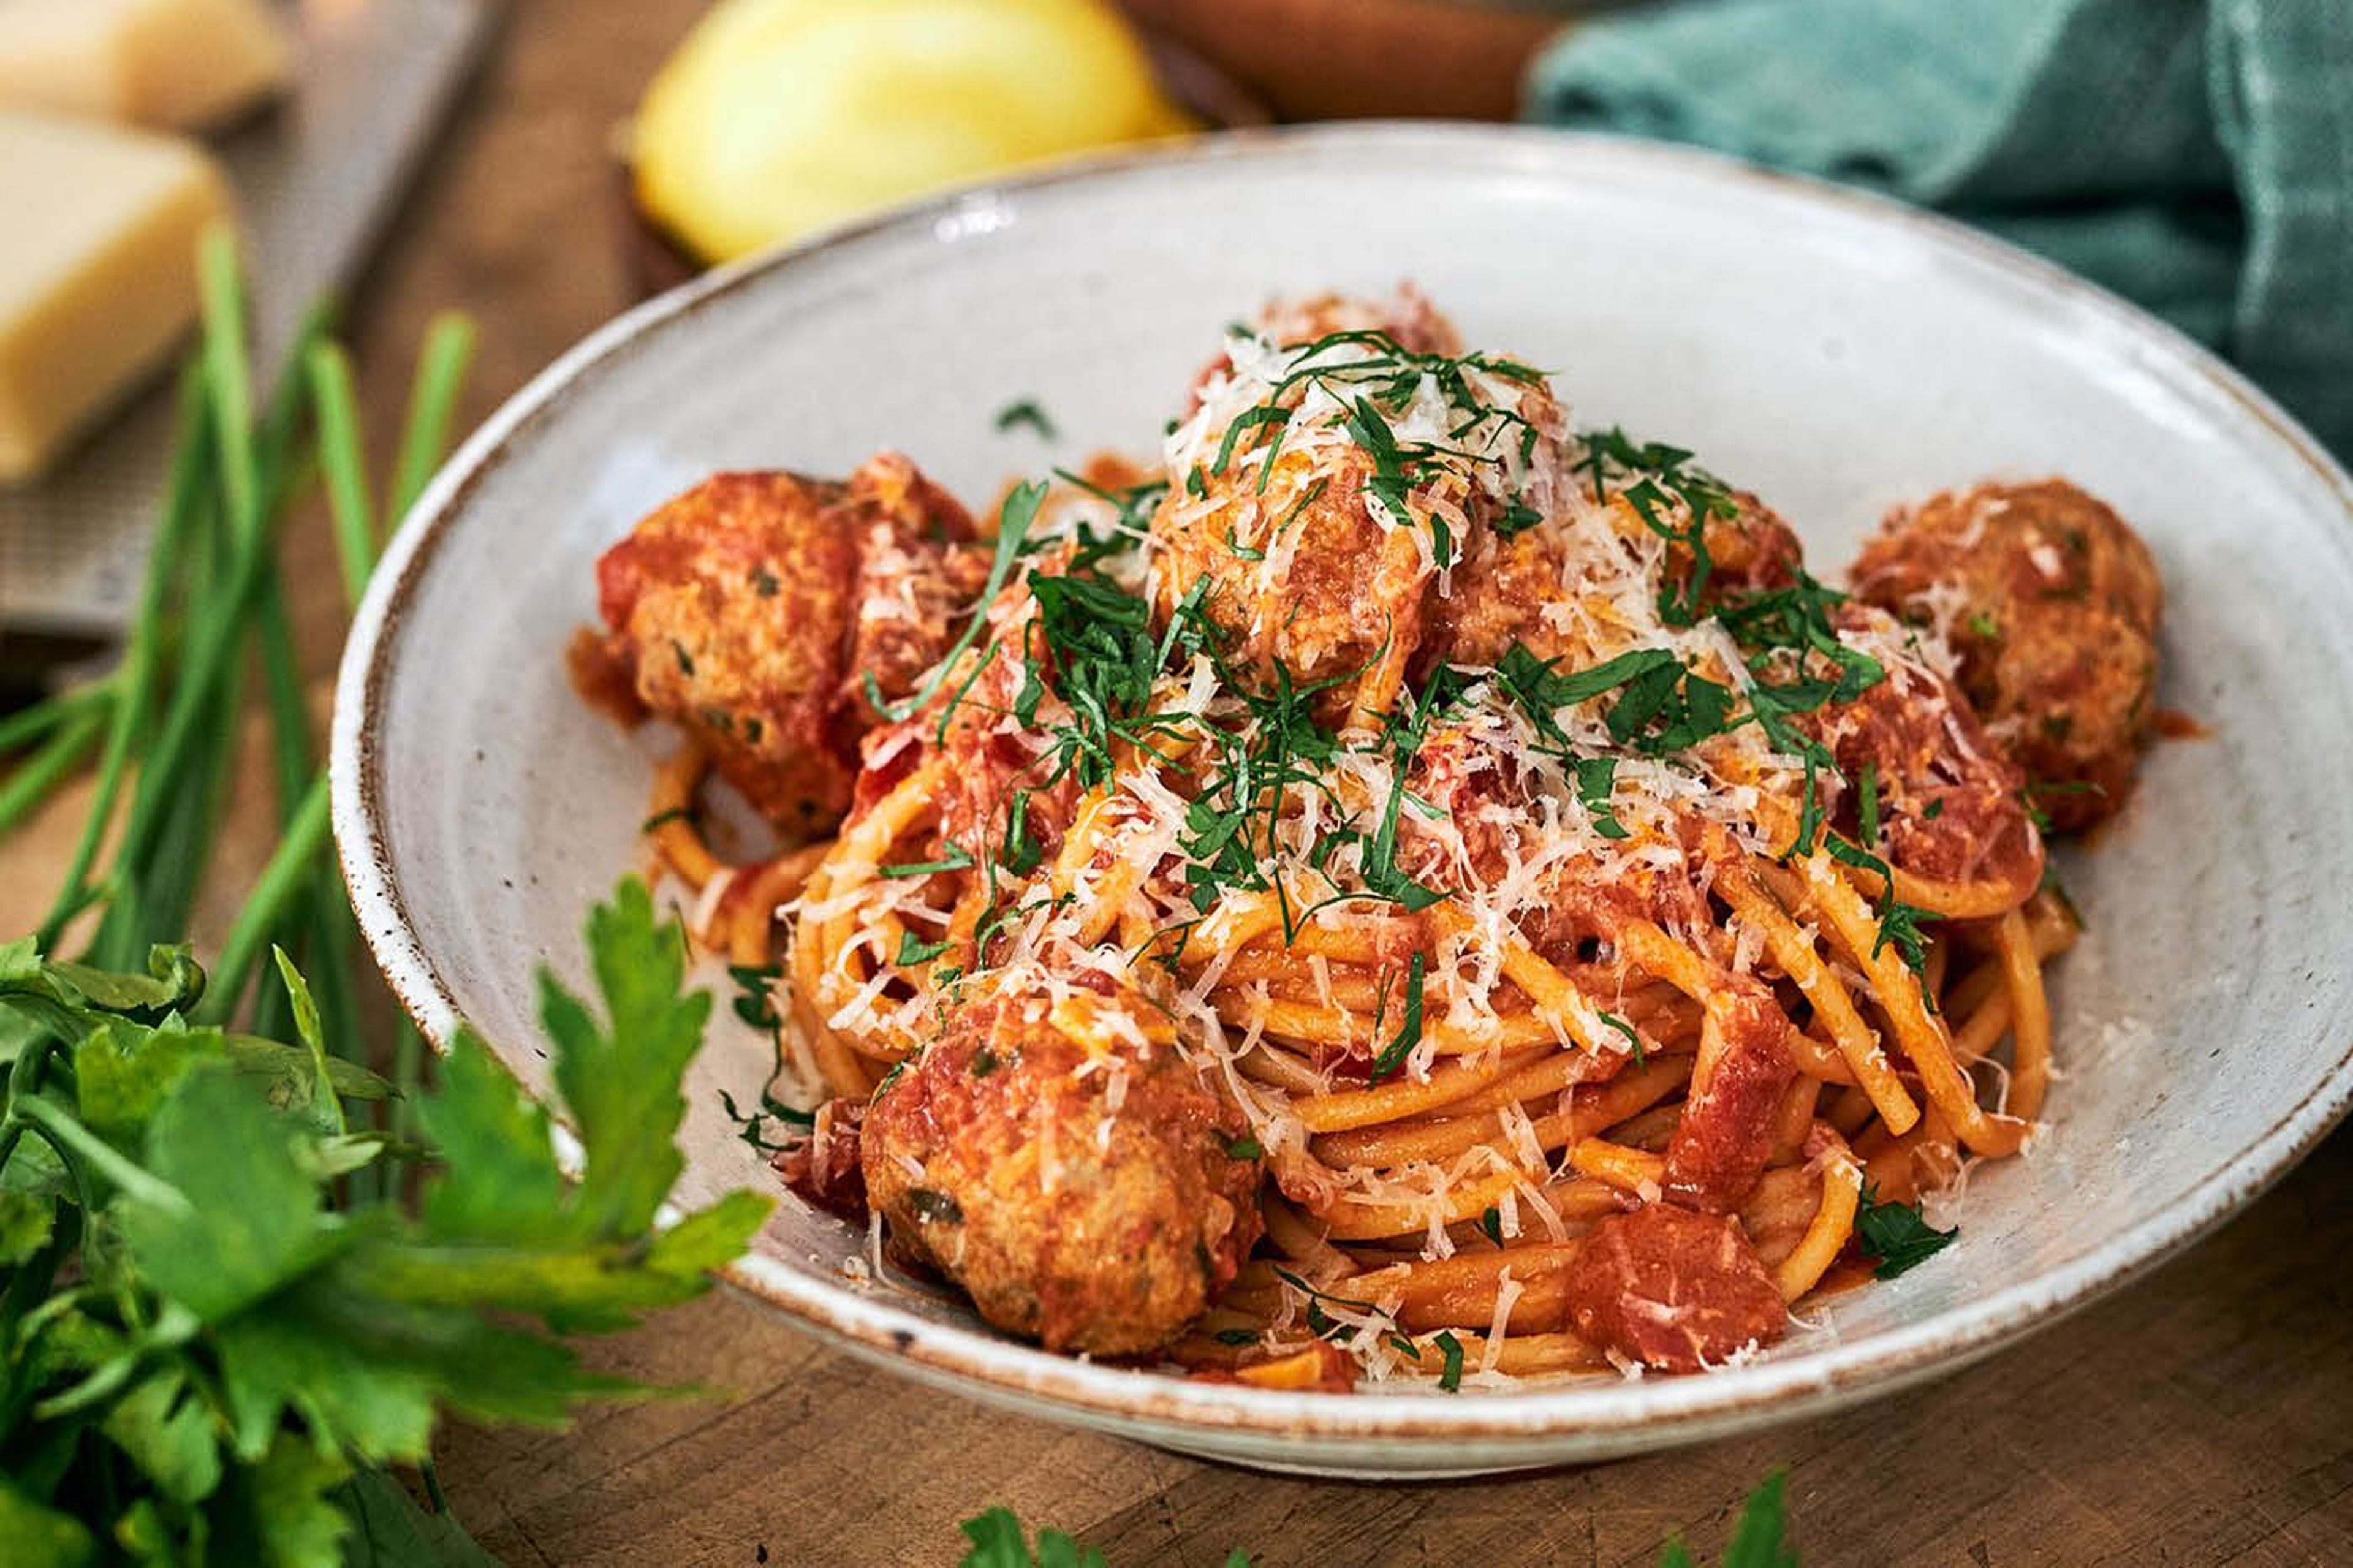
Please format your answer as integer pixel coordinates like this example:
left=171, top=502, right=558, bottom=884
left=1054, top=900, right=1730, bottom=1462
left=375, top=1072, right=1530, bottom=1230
left=0, top=0, right=293, bottom=132
left=0, top=111, right=232, bottom=485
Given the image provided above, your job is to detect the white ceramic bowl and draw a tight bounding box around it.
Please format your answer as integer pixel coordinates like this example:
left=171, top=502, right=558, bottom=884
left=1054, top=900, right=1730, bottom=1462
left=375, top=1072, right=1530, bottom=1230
left=332, top=125, right=2353, bottom=1477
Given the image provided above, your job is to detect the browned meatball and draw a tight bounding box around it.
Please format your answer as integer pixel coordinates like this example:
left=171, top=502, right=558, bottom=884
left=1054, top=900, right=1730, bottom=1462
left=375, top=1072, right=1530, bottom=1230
left=1428, top=484, right=1799, bottom=674
left=1151, top=444, right=1434, bottom=710
left=592, top=453, right=985, bottom=829
left=1673, top=488, right=1803, bottom=608
left=1850, top=479, right=2162, bottom=832
left=1155, top=292, right=1565, bottom=716
left=1796, top=604, right=2042, bottom=895
left=1255, top=285, right=1463, bottom=357
left=843, top=455, right=995, bottom=699
left=861, top=964, right=1265, bottom=1357
left=1422, top=518, right=1574, bottom=671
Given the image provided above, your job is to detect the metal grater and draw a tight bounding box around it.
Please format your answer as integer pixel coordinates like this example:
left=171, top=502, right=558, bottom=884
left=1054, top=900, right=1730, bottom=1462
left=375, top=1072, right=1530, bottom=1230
left=0, top=0, right=496, bottom=668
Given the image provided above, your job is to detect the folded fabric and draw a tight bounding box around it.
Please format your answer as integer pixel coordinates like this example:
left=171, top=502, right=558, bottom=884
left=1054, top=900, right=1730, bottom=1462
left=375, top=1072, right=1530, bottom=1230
left=1526, top=0, right=2352, bottom=463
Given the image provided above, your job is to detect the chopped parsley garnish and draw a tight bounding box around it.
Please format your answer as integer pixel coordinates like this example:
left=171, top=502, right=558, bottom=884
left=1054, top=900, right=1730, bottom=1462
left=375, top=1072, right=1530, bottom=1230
left=895, top=931, right=952, bottom=966
left=1342, top=394, right=1420, bottom=535
left=1575, top=426, right=1741, bottom=625
left=727, top=962, right=784, bottom=1030
left=1495, top=642, right=1735, bottom=762
left=1050, top=466, right=1169, bottom=571
left=1496, top=500, right=1544, bottom=536
left=718, top=1085, right=814, bottom=1154
left=1598, top=1009, right=1645, bottom=1065
left=933, top=640, right=1002, bottom=746
left=1357, top=759, right=1447, bottom=912
left=2040, top=865, right=2083, bottom=926
left=1000, top=788, right=1044, bottom=874
left=993, top=398, right=1058, bottom=439
left=1272, top=1267, right=1420, bottom=1361
left=880, top=845, right=976, bottom=880
left=1570, top=757, right=1627, bottom=838
left=1479, top=1205, right=1504, bottom=1246
left=2021, top=777, right=2105, bottom=833
left=1856, top=1186, right=1957, bottom=1278
left=1819, top=828, right=1936, bottom=979
left=1434, top=1330, right=1466, bottom=1392
left=1273, top=474, right=1330, bottom=533
left=1212, top=404, right=1290, bottom=476
left=1025, top=567, right=1167, bottom=790
left=1222, top=1132, right=1264, bottom=1159
left=1367, top=951, right=1428, bottom=1082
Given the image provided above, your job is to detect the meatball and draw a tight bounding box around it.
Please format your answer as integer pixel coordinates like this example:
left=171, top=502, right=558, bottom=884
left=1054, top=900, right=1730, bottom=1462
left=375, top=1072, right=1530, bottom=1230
left=860, top=963, right=1264, bottom=1357
left=1850, top=479, right=2162, bottom=831
left=1796, top=604, right=2041, bottom=895
left=1154, top=292, right=1567, bottom=717
left=592, top=452, right=985, bottom=829
left=1151, top=443, right=1434, bottom=711
left=1670, top=488, right=1803, bottom=609
left=1560, top=1202, right=1787, bottom=1373
left=1421, top=519, right=1576, bottom=671
left=1254, top=284, right=1463, bottom=357
left=1428, top=483, right=1799, bottom=675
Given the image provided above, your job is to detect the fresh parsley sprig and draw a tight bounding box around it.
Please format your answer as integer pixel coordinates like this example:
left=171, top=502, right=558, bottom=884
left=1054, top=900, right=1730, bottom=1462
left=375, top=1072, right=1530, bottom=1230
left=0, top=882, right=770, bottom=1566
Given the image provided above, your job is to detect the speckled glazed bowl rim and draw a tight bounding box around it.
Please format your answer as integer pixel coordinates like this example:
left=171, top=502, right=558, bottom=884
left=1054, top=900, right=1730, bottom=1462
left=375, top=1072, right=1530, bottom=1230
left=332, top=124, right=2353, bottom=1463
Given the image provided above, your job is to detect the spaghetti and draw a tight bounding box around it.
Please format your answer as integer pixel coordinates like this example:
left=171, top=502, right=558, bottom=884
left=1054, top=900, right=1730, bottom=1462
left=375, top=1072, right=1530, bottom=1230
left=585, top=287, right=2159, bottom=1385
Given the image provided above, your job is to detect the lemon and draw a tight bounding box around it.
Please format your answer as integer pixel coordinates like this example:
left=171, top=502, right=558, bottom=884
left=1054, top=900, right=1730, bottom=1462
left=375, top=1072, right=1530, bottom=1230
left=632, top=0, right=1197, bottom=265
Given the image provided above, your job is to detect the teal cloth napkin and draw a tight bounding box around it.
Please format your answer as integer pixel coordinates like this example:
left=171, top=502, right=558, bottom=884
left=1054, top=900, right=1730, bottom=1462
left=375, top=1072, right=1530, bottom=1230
left=1526, top=0, right=2353, bottom=463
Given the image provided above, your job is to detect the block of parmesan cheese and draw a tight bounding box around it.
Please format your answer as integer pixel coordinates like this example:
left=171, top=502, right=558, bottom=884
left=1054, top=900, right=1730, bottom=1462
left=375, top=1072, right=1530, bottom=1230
left=0, top=0, right=293, bottom=132
left=0, top=112, right=232, bottom=485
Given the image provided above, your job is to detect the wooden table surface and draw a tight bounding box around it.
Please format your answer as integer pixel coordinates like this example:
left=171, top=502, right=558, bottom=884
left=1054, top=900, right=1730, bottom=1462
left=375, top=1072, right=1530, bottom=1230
left=10, top=2, right=2351, bottom=1562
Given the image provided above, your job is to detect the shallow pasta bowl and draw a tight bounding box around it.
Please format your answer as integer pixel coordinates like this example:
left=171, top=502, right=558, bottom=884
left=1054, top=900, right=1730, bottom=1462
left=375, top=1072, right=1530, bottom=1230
left=331, top=124, right=2353, bottom=1477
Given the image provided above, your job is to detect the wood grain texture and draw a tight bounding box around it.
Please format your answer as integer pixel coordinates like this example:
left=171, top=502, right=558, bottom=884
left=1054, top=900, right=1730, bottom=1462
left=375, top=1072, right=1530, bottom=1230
left=4, top=1, right=2345, bottom=1562
left=442, top=1133, right=2353, bottom=1567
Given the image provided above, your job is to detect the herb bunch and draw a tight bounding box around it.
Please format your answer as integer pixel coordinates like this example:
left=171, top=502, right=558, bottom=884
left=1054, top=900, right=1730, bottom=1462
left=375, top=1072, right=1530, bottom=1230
left=0, top=885, right=768, bottom=1566
left=0, top=229, right=767, bottom=1564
